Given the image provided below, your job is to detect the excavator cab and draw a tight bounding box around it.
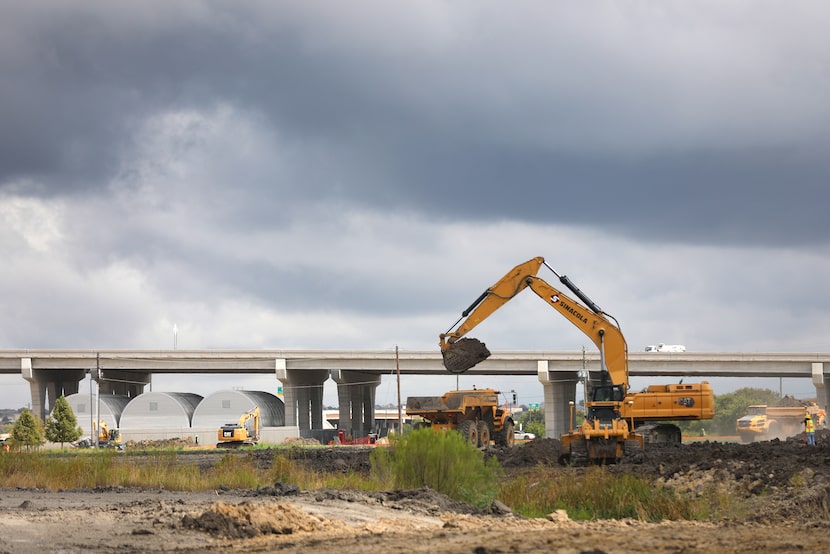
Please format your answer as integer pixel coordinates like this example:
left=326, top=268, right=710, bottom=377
left=590, top=384, right=625, bottom=403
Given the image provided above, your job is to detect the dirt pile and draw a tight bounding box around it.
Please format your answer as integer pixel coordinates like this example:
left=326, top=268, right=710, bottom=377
left=182, top=501, right=332, bottom=538
left=442, top=337, right=491, bottom=373
left=487, top=437, right=562, bottom=468
left=125, top=437, right=196, bottom=449
left=777, top=395, right=813, bottom=407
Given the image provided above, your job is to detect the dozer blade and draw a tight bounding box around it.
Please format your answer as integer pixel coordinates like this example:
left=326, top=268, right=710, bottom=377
left=442, top=338, right=491, bottom=373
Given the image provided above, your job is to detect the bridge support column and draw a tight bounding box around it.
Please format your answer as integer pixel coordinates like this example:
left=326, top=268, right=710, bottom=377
left=21, top=358, right=87, bottom=420
left=537, top=360, right=579, bottom=439
left=812, top=363, right=827, bottom=418
left=331, top=370, right=382, bottom=438
left=276, top=359, right=328, bottom=431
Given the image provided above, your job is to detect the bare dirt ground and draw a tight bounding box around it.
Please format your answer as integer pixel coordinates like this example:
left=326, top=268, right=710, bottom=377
left=1, top=430, right=829, bottom=553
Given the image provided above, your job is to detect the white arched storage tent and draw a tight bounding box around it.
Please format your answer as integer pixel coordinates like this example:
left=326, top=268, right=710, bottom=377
left=191, top=390, right=296, bottom=445
left=191, top=390, right=285, bottom=429
left=62, top=393, right=130, bottom=437
left=119, top=392, right=203, bottom=441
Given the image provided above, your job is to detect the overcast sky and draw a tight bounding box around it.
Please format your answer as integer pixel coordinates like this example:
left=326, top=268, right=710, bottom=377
left=2, top=2, right=829, bottom=410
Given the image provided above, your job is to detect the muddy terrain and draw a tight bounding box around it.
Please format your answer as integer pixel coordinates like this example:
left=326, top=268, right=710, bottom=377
left=1, top=431, right=828, bottom=553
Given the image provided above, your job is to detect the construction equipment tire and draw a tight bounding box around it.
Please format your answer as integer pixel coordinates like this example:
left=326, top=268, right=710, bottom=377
left=457, top=420, right=478, bottom=447
left=477, top=421, right=490, bottom=448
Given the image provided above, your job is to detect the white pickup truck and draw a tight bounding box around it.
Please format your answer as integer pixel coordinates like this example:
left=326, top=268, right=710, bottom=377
left=514, top=430, right=536, bottom=440
left=644, top=343, right=686, bottom=353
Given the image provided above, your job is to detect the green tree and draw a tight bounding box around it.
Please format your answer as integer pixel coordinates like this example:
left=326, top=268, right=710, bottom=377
left=11, top=408, right=45, bottom=450
left=45, top=396, right=83, bottom=447
left=517, top=408, right=546, bottom=438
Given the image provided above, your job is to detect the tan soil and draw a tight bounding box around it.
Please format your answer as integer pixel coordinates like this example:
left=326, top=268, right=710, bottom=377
left=1, top=431, right=828, bottom=553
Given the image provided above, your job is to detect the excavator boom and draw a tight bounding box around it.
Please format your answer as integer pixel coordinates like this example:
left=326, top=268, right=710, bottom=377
left=438, top=256, right=718, bottom=463
left=440, top=257, right=628, bottom=392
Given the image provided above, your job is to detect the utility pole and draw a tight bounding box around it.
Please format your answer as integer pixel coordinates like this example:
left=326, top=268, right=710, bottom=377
left=396, top=346, right=403, bottom=435
left=95, top=353, right=101, bottom=449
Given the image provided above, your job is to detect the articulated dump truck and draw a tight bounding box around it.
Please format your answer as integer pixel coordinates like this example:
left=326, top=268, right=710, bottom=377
left=737, top=402, right=826, bottom=443
left=406, top=388, right=515, bottom=448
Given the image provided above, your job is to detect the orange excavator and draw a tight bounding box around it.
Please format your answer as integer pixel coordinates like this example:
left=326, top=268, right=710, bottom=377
left=439, top=256, right=713, bottom=464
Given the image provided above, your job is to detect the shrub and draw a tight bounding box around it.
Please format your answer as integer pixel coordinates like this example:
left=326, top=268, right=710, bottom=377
left=10, top=408, right=45, bottom=450
left=370, top=427, right=502, bottom=508
left=45, top=396, right=83, bottom=447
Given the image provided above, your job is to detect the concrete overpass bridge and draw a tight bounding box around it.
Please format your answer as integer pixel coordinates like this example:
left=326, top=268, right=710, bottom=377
left=1, top=349, right=828, bottom=438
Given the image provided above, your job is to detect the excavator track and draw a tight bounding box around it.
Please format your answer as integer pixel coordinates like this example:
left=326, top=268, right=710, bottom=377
left=637, top=423, right=681, bottom=445
left=568, top=440, right=589, bottom=466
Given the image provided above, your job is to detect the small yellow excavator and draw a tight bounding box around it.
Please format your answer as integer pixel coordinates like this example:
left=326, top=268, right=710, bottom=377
left=440, top=256, right=713, bottom=464
left=217, top=406, right=260, bottom=448
left=96, top=420, right=123, bottom=449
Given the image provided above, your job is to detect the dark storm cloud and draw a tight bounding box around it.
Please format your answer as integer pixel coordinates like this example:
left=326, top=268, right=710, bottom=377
left=2, top=2, right=830, bottom=247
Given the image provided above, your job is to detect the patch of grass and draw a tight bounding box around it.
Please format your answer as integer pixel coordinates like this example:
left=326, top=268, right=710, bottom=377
left=0, top=450, right=124, bottom=489
left=789, top=470, right=808, bottom=489
left=499, top=466, right=698, bottom=521
left=370, top=428, right=502, bottom=508
left=201, top=452, right=260, bottom=490
left=687, top=481, right=757, bottom=520
left=261, top=448, right=387, bottom=491
left=0, top=446, right=755, bottom=524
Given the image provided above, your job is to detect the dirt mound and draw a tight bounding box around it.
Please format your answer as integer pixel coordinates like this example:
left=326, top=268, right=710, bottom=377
left=309, top=487, right=488, bottom=516
left=182, top=500, right=332, bottom=538
left=442, top=338, right=491, bottom=373
left=750, top=480, right=830, bottom=525
left=488, top=438, right=562, bottom=468
left=777, top=395, right=812, bottom=407
left=126, top=437, right=195, bottom=449
left=282, top=437, right=321, bottom=446
left=275, top=445, right=375, bottom=475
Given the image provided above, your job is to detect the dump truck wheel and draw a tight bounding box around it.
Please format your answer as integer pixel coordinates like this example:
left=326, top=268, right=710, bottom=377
left=495, top=420, right=515, bottom=447
left=457, top=420, right=478, bottom=447
left=477, top=421, right=490, bottom=447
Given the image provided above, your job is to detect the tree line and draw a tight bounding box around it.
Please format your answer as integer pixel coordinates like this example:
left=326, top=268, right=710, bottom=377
left=3, top=396, right=83, bottom=450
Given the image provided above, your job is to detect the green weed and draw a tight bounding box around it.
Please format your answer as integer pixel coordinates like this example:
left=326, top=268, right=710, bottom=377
left=370, top=427, right=502, bottom=508
left=498, top=466, right=697, bottom=521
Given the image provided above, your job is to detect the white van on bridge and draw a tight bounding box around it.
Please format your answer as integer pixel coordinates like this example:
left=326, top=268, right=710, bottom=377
left=645, top=343, right=686, bottom=353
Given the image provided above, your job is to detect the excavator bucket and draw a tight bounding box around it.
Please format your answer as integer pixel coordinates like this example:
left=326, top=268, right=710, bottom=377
left=442, top=338, right=491, bottom=373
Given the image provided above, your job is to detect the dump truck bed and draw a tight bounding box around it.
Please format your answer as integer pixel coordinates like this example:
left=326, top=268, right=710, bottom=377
left=406, top=389, right=501, bottom=415
left=406, top=396, right=453, bottom=413
left=765, top=406, right=810, bottom=418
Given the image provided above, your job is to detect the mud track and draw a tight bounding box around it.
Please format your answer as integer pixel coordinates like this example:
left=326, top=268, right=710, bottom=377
left=1, top=431, right=828, bottom=553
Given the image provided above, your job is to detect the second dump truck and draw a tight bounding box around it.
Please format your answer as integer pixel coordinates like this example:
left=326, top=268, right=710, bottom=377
left=737, top=403, right=826, bottom=443
left=406, top=388, right=516, bottom=448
